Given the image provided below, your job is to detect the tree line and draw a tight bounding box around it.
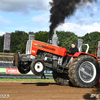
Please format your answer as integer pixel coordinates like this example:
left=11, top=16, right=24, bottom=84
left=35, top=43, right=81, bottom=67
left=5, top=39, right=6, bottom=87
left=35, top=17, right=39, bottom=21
left=0, top=30, right=100, bottom=55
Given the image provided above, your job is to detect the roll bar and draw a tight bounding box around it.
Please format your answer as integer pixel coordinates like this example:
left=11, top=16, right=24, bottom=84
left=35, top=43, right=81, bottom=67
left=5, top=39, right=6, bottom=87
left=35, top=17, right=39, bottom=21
left=79, top=44, right=89, bottom=53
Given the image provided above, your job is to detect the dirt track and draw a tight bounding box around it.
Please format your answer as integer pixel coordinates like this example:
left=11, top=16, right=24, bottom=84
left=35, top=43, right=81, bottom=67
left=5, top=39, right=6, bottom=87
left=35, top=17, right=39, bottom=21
left=0, top=81, right=100, bottom=100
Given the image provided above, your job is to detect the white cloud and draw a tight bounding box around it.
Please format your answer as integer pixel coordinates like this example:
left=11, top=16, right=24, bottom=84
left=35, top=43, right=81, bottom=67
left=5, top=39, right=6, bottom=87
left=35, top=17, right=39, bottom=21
left=32, top=13, right=49, bottom=25
left=76, top=18, right=93, bottom=25
left=0, top=30, right=5, bottom=36
left=29, top=27, right=49, bottom=32
left=57, top=22, right=100, bottom=36
left=0, top=0, right=52, bottom=13
left=0, top=16, right=11, bottom=23
left=6, top=26, right=49, bottom=33
left=93, top=5, right=98, bottom=12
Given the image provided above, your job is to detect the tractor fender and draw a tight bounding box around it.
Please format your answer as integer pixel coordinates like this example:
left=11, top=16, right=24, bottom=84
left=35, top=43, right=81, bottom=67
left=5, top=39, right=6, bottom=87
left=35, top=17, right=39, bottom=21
left=73, top=52, right=99, bottom=63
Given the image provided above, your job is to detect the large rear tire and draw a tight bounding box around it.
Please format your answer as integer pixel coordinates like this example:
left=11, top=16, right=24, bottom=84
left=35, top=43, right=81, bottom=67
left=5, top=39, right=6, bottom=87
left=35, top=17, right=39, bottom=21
left=68, top=55, right=99, bottom=88
left=52, top=71, right=69, bottom=86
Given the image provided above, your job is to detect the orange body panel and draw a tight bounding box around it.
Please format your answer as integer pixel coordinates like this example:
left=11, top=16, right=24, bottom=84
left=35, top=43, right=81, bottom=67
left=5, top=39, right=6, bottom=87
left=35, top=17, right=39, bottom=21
left=99, top=78, right=100, bottom=83
left=73, top=52, right=99, bottom=62
left=31, top=40, right=67, bottom=57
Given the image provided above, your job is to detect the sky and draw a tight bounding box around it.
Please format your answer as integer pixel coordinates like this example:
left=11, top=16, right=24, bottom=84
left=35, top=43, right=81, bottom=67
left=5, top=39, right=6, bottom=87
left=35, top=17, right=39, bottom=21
left=0, top=0, right=100, bottom=36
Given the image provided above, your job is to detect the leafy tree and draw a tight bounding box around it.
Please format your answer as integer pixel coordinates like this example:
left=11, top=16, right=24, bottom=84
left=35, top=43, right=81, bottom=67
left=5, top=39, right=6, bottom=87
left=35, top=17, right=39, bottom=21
left=35, top=31, right=49, bottom=42
left=0, top=30, right=100, bottom=55
left=10, top=31, right=28, bottom=53
left=57, top=31, right=78, bottom=51
left=81, top=31, right=100, bottom=55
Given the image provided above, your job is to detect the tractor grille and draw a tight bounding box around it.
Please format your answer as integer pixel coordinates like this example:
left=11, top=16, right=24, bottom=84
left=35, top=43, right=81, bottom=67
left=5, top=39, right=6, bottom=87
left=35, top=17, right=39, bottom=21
left=26, top=40, right=32, bottom=55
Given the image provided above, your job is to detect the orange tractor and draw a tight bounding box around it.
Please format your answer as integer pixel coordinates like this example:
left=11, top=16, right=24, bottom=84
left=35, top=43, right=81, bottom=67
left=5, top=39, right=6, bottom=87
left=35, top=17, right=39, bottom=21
left=13, top=40, right=100, bottom=87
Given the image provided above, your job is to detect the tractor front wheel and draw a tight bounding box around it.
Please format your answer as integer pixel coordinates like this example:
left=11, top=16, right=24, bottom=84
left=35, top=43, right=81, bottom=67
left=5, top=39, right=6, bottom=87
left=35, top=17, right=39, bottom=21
left=31, top=59, right=45, bottom=75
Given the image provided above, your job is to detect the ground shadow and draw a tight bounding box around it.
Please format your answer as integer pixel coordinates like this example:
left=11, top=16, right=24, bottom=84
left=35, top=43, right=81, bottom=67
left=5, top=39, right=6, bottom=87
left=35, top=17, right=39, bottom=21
left=22, top=82, right=56, bottom=86
left=22, top=82, right=77, bottom=87
left=83, top=84, right=100, bottom=100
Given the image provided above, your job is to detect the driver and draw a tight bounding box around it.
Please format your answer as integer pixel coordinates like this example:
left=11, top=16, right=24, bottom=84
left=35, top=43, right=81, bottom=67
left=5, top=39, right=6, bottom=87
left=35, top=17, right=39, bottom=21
left=63, top=43, right=79, bottom=66
left=67, top=43, right=79, bottom=55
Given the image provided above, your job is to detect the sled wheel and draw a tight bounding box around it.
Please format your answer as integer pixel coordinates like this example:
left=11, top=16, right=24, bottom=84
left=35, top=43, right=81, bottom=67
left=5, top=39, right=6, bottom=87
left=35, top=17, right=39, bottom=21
left=52, top=71, right=70, bottom=86
left=68, top=55, right=99, bottom=88
left=18, top=61, right=30, bottom=74
left=31, top=59, right=45, bottom=75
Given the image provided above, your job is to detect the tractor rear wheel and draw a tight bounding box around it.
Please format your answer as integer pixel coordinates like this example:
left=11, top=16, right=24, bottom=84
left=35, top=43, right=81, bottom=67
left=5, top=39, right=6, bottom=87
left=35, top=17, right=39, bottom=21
left=68, top=55, right=99, bottom=88
left=52, top=71, right=70, bottom=86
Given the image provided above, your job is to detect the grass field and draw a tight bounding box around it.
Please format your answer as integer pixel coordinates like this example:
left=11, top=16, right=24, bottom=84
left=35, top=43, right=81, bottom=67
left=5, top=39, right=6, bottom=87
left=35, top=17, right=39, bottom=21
left=0, top=78, right=54, bottom=82
left=0, top=73, right=52, bottom=75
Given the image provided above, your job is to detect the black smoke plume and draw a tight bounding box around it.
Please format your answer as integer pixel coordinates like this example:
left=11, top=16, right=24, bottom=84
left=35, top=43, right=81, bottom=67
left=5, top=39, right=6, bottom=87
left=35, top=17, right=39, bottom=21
left=48, top=0, right=96, bottom=41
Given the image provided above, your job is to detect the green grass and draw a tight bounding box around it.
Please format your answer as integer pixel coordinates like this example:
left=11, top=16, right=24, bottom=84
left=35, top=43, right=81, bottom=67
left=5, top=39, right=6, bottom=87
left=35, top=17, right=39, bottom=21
left=0, top=78, right=54, bottom=82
